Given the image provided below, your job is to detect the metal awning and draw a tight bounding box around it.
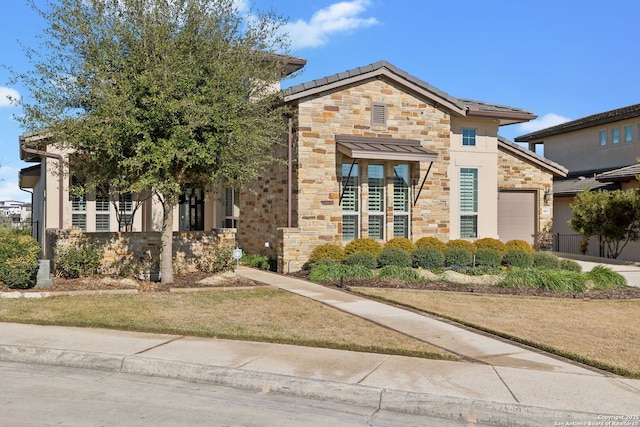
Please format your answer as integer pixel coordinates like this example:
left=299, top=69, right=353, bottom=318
left=336, top=135, right=438, bottom=162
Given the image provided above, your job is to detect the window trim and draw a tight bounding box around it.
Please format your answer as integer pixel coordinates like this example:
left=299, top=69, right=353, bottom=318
left=367, top=164, right=385, bottom=240
left=611, top=127, right=620, bottom=144
left=459, top=167, right=478, bottom=239
left=624, top=124, right=633, bottom=143
left=599, top=130, right=607, bottom=147
left=392, top=164, right=411, bottom=238
left=462, top=128, right=477, bottom=147
left=341, top=163, right=360, bottom=241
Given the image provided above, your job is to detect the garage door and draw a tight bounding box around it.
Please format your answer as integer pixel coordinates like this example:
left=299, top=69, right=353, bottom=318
left=498, top=191, right=536, bottom=245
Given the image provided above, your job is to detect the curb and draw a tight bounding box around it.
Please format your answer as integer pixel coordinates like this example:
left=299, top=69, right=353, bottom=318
left=0, top=345, right=604, bottom=426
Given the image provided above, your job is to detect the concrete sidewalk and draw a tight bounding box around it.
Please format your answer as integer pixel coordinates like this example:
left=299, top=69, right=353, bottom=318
left=557, top=252, right=640, bottom=287
left=1, top=266, right=639, bottom=426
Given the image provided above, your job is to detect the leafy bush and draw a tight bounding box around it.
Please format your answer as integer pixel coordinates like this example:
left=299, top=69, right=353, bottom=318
left=501, top=249, right=534, bottom=268
left=559, top=259, right=582, bottom=273
left=54, top=244, right=102, bottom=279
left=474, top=248, right=503, bottom=267
left=444, top=247, right=473, bottom=268
left=308, top=262, right=373, bottom=282
left=384, top=238, right=416, bottom=254
left=308, top=243, right=345, bottom=266
left=499, top=268, right=587, bottom=292
left=377, top=246, right=412, bottom=268
left=344, top=238, right=383, bottom=258
left=415, top=237, right=446, bottom=252
left=411, top=247, right=445, bottom=269
left=474, top=238, right=506, bottom=253
left=0, top=229, right=40, bottom=289
left=447, top=239, right=476, bottom=253
left=344, top=251, right=377, bottom=269
left=585, top=265, right=626, bottom=290
left=532, top=252, right=560, bottom=269
left=377, top=265, right=423, bottom=282
left=241, top=253, right=271, bottom=270
left=505, top=239, right=534, bottom=253
left=195, top=244, right=234, bottom=274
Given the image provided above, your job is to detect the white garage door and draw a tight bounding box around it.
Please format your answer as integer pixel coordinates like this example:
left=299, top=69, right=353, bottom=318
left=498, top=191, right=536, bottom=245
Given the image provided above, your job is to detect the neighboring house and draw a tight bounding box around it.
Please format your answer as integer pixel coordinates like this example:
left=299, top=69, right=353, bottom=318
left=19, top=59, right=568, bottom=272
left=238, top=61, right=567, bottom=271
left=515, top=103, right=640, bottom=260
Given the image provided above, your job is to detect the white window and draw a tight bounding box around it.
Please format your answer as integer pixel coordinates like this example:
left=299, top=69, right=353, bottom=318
left=460, top=168, right=478, bottom=238
left=341, top=163, right=359, bottom=241
left=393, top=164, right=410, bottom=238
left=95, top=188, right=110, bottom=232
left=462, top=129, right=476, bottom=147
left=224, top=187, right=240, bottom=228
left=367, top=164, right=385, bottom=240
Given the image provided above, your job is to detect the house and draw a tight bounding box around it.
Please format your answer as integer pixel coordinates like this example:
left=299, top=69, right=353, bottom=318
left=238, top=61, right=567, bottom=271
left=515, top=103, right=640, bottom=260
left=19, top=59, right=567, bottom=272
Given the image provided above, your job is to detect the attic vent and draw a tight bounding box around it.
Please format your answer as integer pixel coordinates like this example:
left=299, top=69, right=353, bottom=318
left=371, top=102, right=387, bottom=127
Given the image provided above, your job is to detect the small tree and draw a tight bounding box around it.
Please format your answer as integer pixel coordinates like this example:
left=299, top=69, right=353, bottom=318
left=569, top=189, right=640, bottom=259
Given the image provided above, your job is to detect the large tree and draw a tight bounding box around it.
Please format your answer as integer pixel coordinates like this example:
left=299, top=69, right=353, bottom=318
left=569, top=189, right=640, bottom=259
left=13, top=0, right=295, bottom=283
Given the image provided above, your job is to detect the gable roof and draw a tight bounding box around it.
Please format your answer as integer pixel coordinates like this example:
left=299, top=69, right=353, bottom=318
left=554, top=176, right=619, bottom=196
left=497, top=136, right=568, bottom=177
left=595, top=164, right=640, bottom=182
left=284, top=61, right=536, bottom=125
left=515, top=103, right=640, bottom=142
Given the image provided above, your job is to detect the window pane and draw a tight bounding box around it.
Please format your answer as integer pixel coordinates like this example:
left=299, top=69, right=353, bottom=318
left=612, top=128, right=619, bottom=144
left=460, top=215, right=477, bottom=238
left=368, top=215, right=384, bottom=240
left=393, top=164, right=409, bottom=212
left=96, top=214, right=110, bottom=232
left=96, top=190, right=110, bottom=212
left=342, top=215, right=359, bottom=241
left=368, top=165, right=384, bottom=213
left=71, top=195, right=86, bottom=212
left=72, top=214, right=86, bottom=231
left=393, top=215, right=408, bottom=238
left=118, top=192, right=133, bottom=212
left=460, top=168, right=478, bottom=212
left=342, top=163, right=359, bottom=212
left=462, top=129, right=476, bottom=146
left=625, top=125, right=633, bottom=142
left=600, top=130, right=607, bottom=146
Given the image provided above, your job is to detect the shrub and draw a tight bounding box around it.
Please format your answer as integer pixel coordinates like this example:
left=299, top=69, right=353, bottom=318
left=474, top=248, right=503, bottom=268
left=344, top=238, right=383, bottom=258
left=0, top=229, right=40, bottom=289
left=585, top=265, right=626, bottom=290
left=499, top=268, right=587, bottom=292
left=532, top=252, right=560, bottom=269
left=447, top=239, right=476, bottom=253
left=505, top=239, right=534, bottom=253
left=415, top=237, right=446, bottom=252
left=308, top=262, right=373, bottom=282
left=54, top=244, right=102, bottom=279
left=196, top=244, right=234, bottom=274
left=501, top=249, right=534, bottom=268
left=377, top=265, right=423, bottom=282
left=241, top=253, right=271, bottom=270
left=411, top=247, right=445, bottom=269
left=344, top=251, right=377, bottom=269
left=474, top=238, right=506, bottom=253
left=377, top=246, right=412, bottom=268
left=384, top=238, right=416, bottom=254
left=559, top=259, right=582, bottom=273
left=444, top=247, right=473, bottom=268
left=308, top=243, right=345, bottom=266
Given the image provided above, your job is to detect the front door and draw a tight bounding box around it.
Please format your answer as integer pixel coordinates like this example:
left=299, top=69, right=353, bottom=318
left=179, top=187, right=204, bottom=231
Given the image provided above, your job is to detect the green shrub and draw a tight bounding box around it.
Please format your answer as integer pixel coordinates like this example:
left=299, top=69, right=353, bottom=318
left=308, top=243, right=345, bottom=266
left=499, top=268, right=587, bottom=292
left=54, top=244, right=102, bottom=279
left=377, top=265, right=423, bottom=282
left=447, top=239, right=476, bottom=253
left=377, top=246, right=412, bottom=268
left=559, top=259, right=582, bottom=273
left=411, top=247, right=445, bottom=269
left=585, top=265, right=626, bottom=290
left=474, top=237, right=506, bottom=253
left=344, top=238, right=383, bottom=258
left=344, top=251, right=377, bottom=269
left=501, top=249, right=534, bottom=268
left=0, top=229, right=40, bottom=289
left=241, top=253, right=271, bottom=270
left=308, top=262, right=373, bottom=282
left=532, top=252, right=560, bottom=269
left=415, top=237, right=446, bottom=252
left=384, top=238, right=416, bottom=254
left=444, top=247, right=473, bottom=268
left=474, top=248, right=503, bottom=267
left=505, top=239, right=534, bottom=253
left=195, top=244, right=234, bottom=274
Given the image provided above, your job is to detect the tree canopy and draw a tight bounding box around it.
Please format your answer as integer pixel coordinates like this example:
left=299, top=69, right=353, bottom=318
left=13, top=0, right=295, bottom=283
left=569, top=188, right=640, bottom=259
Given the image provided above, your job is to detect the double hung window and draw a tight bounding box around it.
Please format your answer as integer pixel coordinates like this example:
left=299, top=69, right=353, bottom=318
left=224, top=187, right=240, bottom=228
left=341, top=163, right=360, bottom=241
left=460, top=168, right=478, bottom=238
left=393, top=164, right=410, bottom=238
left=367, top=165, right=385, bottom=240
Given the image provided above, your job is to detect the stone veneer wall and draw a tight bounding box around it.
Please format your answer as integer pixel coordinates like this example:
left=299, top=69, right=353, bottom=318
left=497, top=148, right=554, bottom=248
left=241, top=78, right=453, bottom=272
left=46, top=228, right=236, bottom=276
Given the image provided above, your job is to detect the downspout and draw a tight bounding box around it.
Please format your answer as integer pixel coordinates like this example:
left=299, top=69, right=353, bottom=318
left=20, top=143, right=64, bottom=230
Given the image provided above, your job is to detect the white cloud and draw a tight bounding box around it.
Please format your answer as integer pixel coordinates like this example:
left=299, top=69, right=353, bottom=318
left=0, top=165, right=30, bottom=202
left=518, top=113, right=571, bottom=133
left=234, top=0, right=249, bottom=13
left=0, top=87, right=20, bottom=108
left=283, top=0, right=378, bottom=49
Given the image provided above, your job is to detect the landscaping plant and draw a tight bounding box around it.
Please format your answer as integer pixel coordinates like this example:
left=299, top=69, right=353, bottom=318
left=415, top=237, right=447, bottom=252
left=377, top=246, right=412, bottom=268
left=411, top=247, right=445, bottom=269
left=54, top=244, right=102, bottom=279
left=0, top=228, right=40, bottom=289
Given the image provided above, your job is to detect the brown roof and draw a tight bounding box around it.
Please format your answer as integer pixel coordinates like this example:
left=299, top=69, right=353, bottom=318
left=285, top=61, right=536, bottom=125
left=595, top=164, right=640, bottom=182
left=336, top=135, right=438, bottom=162
left=553, top=176, right=619, bottom=196
left=515, top=103, right=640, bottom=142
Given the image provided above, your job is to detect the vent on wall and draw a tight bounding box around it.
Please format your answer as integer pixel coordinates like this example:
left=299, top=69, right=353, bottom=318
left=371, top=102, right=387, bottom=127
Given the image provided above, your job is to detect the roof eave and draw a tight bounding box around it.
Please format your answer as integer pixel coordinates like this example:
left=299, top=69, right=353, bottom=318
left=466, top=109, right=537, bottom=126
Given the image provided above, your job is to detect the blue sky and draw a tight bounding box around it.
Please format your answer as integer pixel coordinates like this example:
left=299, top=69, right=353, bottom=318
left=2, top=0, right=639, bottom=202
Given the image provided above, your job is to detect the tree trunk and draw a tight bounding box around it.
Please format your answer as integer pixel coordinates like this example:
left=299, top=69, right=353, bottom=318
left=160, top=200, right=174, bottom=284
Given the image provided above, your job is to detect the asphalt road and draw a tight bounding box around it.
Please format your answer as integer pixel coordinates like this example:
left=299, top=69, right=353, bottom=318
left=0, top=361, right=479, bottom=427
